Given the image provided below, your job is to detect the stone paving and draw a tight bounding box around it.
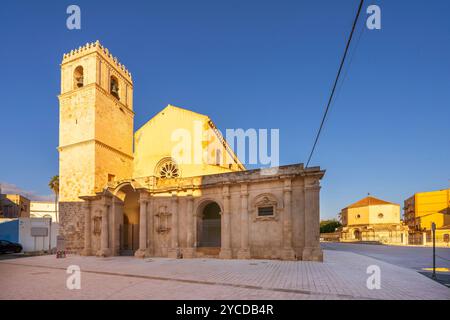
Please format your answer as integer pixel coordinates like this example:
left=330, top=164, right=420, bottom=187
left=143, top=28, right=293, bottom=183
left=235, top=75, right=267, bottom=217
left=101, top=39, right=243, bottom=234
left=0, top=250, right=449, bottom=300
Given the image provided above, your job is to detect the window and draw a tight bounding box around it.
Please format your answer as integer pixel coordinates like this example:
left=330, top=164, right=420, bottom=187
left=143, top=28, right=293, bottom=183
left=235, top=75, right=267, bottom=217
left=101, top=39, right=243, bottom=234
left=110, top=75, right=120, bottom=100
left=108, top=174, right=115, bottom=182
left=378, top=213, right=384, bottom=219
left=356, top=214, right=361, bottom=219
left=74, top=66, right=84, bottom=89
left=158, top=160, right=179, bottom=179
left=258, top=206, right=274, bottom=217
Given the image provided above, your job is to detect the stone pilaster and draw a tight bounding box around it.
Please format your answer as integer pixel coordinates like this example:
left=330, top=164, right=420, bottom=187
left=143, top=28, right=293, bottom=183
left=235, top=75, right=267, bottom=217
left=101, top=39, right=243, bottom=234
left=135, top=192, right=149, bottom=258
left=281, top=178, right=296, bottom=260
left=184, top=190, right=195, bottom=258
left=168, top=192, right=180, bottom=258
left=81, top=200, right=92, bottom=256
left=147, top=195, right=154, bottom=256
left=219, top=184, right=232, bottom=259
left=112, top=198, right=123, bottom=256
left=302, top=180, right=323, bottom=261
left=237, top=183, right=251, bottom=259
left=98, top=198, right=111, bottom=257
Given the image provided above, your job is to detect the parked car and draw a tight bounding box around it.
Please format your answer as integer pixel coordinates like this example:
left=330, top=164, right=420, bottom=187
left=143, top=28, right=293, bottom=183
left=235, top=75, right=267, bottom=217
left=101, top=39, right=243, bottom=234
left=0, top=240, right=22, bottom=254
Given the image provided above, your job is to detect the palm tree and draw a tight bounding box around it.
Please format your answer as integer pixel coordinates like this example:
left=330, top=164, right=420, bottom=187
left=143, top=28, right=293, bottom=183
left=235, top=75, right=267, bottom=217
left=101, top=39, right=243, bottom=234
left=48, top=175, right=59, bottom=222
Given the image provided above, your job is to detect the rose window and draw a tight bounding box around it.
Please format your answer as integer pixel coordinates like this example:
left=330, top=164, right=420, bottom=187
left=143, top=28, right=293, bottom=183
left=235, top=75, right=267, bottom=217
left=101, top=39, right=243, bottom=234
left=159, top=161, right=179, bottom=179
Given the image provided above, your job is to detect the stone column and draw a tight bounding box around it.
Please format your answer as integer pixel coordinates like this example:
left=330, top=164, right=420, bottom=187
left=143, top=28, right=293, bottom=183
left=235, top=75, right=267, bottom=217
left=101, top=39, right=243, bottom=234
left=237, top=183, right=250, bottom=259
left=81, top=200, right=92, bottom=256
left=282, top=178, right=296, bottom=260
left=219, top=184, right=232, bottom=259
left=135, top=192, right=148, bottom=258
left=99, top=198, right=111, bottom=257
left=184, top=190, right=195, bottom=258
left=147, top=195, right=154, bottom=256
left=168, top=192, right=180, bottom=258
left=112, top=199, right=123, bottom=256
left=302, top=180, right=323, bottom=261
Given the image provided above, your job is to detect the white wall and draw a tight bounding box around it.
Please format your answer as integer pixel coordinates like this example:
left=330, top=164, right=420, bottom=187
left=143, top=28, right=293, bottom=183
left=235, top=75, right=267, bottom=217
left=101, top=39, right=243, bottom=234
left=18, top=218, right=59, bottom=252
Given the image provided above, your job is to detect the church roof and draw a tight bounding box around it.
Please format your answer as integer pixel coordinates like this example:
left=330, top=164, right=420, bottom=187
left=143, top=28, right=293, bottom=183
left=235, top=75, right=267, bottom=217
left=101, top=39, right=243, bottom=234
left=135, top=104, right=206, bottom=134
left=345, top=196, right=399, bottom=209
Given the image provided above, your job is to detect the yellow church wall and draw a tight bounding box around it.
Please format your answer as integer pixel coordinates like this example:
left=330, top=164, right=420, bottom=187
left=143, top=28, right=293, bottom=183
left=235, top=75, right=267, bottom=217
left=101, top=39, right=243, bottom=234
left=343, top=204, right=400, bottom=226
left=94, top=143, right=133, bottom=193
left=133, top=105, right=243, bottom=179
left=368, top=204, right=401, bottom=224
left=343, top=206, right=370, bottom=226
left=59, top=86, right=96, bottom=147
left=94, top=91, right=134, bottom=156
left=59, top=143, right=95, bottom=201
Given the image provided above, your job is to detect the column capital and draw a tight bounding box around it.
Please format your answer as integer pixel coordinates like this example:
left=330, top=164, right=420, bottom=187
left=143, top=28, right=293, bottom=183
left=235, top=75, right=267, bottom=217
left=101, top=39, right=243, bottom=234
left=304, top=184, right=321, bottom=192
left=283, top=177, right=292, bottom=191
left=222, top=184, right=230, bottom=197
left=139, top=190, right=151, bottom=201
left=240, top=183, right=249, bottom=197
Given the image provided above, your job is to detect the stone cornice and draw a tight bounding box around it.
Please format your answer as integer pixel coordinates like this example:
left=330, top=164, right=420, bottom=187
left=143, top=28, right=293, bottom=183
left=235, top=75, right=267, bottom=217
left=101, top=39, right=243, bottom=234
left=58, top=83, right=134, bottom=116
left=58, top=139, right=134, bottom=160
left=128, top=164, right=324, bottom=195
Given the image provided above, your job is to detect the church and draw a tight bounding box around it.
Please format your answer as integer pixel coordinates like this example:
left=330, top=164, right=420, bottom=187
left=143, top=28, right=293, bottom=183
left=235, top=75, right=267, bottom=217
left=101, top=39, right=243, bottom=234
left=58, top=41, right=325, bottom=261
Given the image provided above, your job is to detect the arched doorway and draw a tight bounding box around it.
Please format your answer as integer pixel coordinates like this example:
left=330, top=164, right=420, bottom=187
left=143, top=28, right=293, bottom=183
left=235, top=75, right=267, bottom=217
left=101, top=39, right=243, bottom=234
left=198, top=202, right=221, bottom=248
left=115, top=184, right=140, bottom=256
left=354, top=229, right=361, bottom=241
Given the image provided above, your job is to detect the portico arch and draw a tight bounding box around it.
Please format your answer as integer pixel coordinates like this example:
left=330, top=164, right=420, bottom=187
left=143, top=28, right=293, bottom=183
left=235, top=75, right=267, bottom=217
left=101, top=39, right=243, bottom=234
left=114, top=182, right=140, bottom=255
left=196, top=200, right=222, bottom=248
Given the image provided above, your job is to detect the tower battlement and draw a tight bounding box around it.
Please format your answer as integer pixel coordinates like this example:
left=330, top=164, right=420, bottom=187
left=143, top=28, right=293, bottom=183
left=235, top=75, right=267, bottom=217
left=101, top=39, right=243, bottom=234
left=62, top=40, right=132, bottom=82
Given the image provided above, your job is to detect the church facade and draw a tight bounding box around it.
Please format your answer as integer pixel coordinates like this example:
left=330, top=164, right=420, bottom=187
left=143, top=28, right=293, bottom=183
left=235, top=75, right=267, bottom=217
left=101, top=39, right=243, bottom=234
left=58, top=41, right=325, bottom=261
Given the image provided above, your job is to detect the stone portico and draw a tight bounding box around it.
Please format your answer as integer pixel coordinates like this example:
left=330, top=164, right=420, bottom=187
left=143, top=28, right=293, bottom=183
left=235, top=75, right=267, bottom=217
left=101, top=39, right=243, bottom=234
left=77, top=164, right=324, bottom=261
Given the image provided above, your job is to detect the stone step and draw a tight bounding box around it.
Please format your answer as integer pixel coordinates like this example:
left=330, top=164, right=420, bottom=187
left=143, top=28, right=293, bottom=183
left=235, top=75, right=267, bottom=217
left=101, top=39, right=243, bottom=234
left=196, top=247, right=220, bottom=257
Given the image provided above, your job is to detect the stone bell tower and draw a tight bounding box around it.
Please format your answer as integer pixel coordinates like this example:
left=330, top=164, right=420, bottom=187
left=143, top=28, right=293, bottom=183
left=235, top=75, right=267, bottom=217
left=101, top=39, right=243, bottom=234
left=58, top=41, right=134, bottom=203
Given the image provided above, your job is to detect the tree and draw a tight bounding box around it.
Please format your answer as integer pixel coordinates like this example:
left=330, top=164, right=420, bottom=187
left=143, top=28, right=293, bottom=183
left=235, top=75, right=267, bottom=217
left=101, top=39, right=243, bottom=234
left=48, top=175, right=59, bottom=222
left=320, top=219, right=342, bottom=234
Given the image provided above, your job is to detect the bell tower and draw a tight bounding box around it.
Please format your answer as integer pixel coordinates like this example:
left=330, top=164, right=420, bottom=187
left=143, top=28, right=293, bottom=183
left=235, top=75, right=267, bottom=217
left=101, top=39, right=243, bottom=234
left=58, top=41, right=134, bottom=202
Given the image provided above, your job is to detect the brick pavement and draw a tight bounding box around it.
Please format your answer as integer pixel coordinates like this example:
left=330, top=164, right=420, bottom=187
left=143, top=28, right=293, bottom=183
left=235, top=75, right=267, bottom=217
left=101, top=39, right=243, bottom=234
left=0, top=250, right=449, bottom=300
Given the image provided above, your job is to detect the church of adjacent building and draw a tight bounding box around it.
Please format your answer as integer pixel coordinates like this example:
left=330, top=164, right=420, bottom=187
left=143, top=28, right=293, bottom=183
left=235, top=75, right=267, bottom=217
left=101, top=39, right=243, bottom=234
left=58, top=41, right=325, bottom=261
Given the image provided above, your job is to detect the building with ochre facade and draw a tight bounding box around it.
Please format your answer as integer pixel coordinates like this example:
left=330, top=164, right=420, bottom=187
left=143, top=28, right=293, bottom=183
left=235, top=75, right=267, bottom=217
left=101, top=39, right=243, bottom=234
left=58, top=41, right=325, bottom=261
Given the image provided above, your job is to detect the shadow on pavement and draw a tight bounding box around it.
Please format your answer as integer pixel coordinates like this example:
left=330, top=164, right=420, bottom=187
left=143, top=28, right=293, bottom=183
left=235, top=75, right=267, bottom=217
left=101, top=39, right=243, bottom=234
left=419, top=272, right=450, bottom=289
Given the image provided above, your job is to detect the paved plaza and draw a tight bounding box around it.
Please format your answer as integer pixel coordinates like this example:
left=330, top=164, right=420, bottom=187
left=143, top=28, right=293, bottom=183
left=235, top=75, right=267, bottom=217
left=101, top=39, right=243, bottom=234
left=321, top=242, right=450, bottom=272
left=1, top=249, right=449, bottom=300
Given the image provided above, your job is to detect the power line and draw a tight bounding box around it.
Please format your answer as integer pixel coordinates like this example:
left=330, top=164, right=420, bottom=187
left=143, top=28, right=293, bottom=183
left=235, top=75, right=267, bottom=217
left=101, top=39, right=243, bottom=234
left=306, top=0, right=365, bottom=168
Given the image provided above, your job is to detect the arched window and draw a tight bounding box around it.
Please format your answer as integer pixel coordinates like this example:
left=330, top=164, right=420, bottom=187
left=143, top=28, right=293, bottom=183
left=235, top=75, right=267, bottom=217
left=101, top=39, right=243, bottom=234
left=157, top=159, right=179, bottom=179
left=110, top=75, right=120, bottom=100
left=74, top=66, right=84, bottom=89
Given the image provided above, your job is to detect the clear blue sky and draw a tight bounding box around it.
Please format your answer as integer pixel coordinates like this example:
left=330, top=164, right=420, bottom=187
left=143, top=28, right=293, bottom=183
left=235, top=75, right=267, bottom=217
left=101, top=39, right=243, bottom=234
left=1, top=0, right=449, bottom=219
